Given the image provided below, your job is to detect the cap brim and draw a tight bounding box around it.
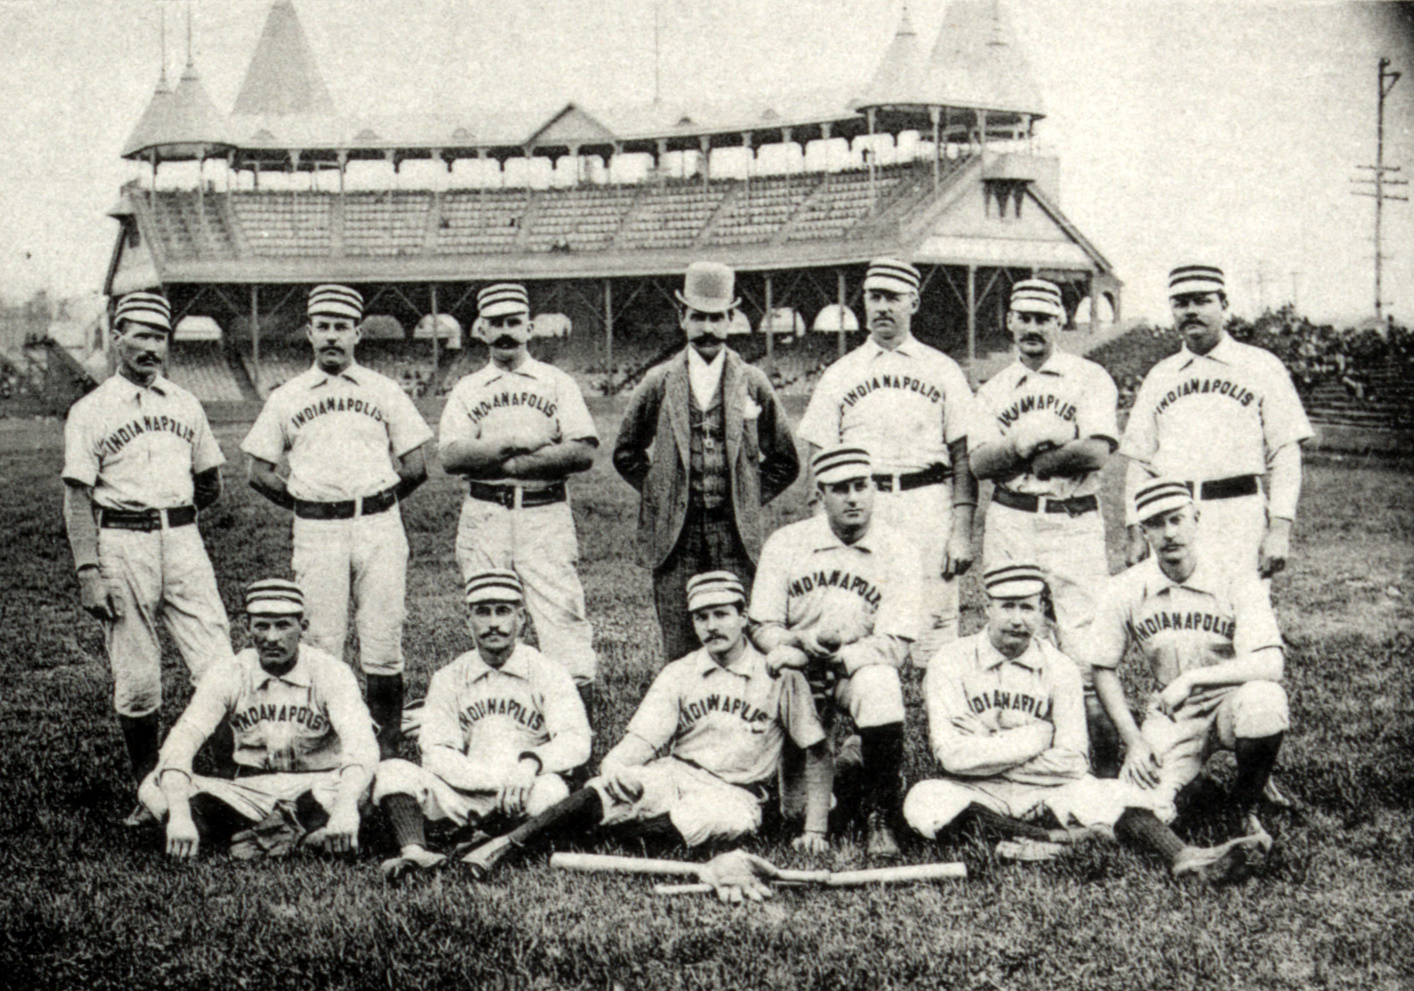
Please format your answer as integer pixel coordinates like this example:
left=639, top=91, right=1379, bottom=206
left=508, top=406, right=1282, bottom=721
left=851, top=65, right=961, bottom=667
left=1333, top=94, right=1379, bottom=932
left=246, top=602, right=304, bottom=616
left=675, top=289, right=738, bottom=314
left=688, top=591, right=744, bottom=612
left=1011, top=301, right=1061, bottom=316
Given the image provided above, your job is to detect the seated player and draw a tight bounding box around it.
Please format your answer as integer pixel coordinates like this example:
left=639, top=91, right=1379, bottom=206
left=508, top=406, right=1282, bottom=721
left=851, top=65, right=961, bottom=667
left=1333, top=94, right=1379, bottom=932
left=376, top=570, right=591, bottom=876
left=904, top=563, right=1130, bottom=856
left=138, top=579, right=378, bottom=860
left=456, top=571, right=831, bottom=878
left=749, top=445, right=921, bottom=858
left=1090, top=479, right=1287, bottom=880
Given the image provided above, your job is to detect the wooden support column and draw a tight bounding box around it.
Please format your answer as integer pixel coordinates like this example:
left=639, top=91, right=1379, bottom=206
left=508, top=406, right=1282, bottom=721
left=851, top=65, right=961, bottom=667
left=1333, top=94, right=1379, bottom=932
left=930, top=107, right=941, bottom=190
left=250, top=284, right=262, bottom=397
left=604, top=278, right=614, bottom=381
left=866, top=108, right=877, bottom=204
left=966, top=265, right=977, bottom=387
left=837, top=269, right=848, bottom=358
left=1089, top=274, right=1098, bottom=330
left=764, top=273, right=774, bottom=360
left=430, top=283, right=440, bottom=394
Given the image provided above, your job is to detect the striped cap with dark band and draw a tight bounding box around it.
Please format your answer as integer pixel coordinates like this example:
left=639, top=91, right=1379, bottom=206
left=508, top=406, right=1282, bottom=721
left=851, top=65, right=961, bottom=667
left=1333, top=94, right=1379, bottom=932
left=307, top=284, right=364, bottom=321
left=477, top=283, right=531, bottom=319
left=464, top=569, right=525, bottom=605
left=863, top=257, right=921, bottom=295
left=1133, top=479, right=1194, bottom=522
left=686, top=571, right=746, bottom=612
left=114, top=292, right=172, bottom=333
left=1009, top=278, right=1064, bottom=318
left=983, top=563, right=1048, bottom=599
left=244, top=578, right=305, bottom=616
left=811, top=445, right=873, bottom=485
left=1168, top=264, right=1225, bottom=296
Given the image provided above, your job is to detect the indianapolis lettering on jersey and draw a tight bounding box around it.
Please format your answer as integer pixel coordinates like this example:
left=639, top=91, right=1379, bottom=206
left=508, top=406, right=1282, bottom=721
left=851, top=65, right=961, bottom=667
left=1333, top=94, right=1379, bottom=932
left=680, top=692, right=771, bottom=729
left=459, top=696, right=546, bottom=733
left=1152, top=377, right=1255, bottom=417
left=967, top=688, right=1050, bottom=719
left=1129, top=610, right=1236, bottom=644
left=230, top=703, right=328, bottom=735
left=996, top=393, right=1078, bottom=429
left=787, top=570, right=881, bottom=609
left=466, top=391, right=558, bottom=427
left=838, top=374, right=943, bottom=414
left=289, top=396, right=386, bottom=430
left=96, top=415, right=197, bottom=458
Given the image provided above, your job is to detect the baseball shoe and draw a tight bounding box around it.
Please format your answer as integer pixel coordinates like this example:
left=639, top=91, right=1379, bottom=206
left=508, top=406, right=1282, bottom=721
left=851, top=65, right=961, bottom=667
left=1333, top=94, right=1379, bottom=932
left=121, top=802, right=157, bottom=829
left=995, top=838, right=1068, bottom=862
left=380, top=846, right=447, bottom=880
left=1171, top=835, right=1265, bottom=886
left=865, top=811, right=901, bottom=860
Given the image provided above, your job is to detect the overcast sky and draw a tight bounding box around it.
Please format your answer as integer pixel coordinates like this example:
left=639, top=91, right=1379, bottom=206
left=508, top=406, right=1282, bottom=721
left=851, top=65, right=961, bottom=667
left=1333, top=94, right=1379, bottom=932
left=1, top=0, right=1411, bottom=323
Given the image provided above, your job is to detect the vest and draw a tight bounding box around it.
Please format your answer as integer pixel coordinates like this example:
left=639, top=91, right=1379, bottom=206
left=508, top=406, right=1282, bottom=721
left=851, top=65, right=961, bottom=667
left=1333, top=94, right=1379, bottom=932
left=688, top=385, right=728, bottom=510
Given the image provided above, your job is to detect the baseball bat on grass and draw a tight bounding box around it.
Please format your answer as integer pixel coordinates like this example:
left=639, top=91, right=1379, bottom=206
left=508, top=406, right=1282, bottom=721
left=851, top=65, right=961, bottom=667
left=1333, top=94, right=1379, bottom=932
left=548, top=852, right=966, bottom=895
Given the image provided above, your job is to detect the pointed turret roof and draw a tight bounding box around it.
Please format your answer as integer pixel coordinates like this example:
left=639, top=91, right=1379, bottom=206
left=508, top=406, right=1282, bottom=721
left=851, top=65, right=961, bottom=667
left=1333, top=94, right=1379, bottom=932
left=232, top=0, right=335, bottom=116
left=924, top=0, right=1043, bottom=115
left=123, top=59, right=233, bottom=160
left=856, top=6, right=929, bottom=108
left=122, top=74, right=177, bottom=159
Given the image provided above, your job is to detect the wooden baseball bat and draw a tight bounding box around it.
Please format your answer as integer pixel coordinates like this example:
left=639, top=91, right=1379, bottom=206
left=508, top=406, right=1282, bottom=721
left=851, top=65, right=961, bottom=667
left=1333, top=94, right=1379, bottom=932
left=549, top=852, right=830, bottom=884
left=651, top=861, right=967, bottom=896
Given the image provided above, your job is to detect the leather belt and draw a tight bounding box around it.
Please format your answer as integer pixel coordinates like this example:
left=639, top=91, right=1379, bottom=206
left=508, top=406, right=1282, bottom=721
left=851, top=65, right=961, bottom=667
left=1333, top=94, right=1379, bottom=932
left=468, top=480, right=567, bottom=509
left=992, top=488, right=1099, bottom=516
left=1194, top=475, right=1260, bottom=500
left=98, top=505, right=197, bottom=531
left=293, top=486, right=398, bottom=520
left=872, top=464, right=951, bottom=493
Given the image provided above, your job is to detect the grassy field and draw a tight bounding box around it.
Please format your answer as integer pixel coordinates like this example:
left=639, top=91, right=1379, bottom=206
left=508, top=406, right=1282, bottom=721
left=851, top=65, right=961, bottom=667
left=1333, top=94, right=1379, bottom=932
left=1, top=399, right=1411, bottom=990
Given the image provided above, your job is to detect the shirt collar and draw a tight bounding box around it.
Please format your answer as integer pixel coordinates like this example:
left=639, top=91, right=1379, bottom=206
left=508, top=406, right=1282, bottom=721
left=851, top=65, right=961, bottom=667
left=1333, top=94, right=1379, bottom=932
left=308, top=361, right=363, bottom=387
left=978, top=633, right=1043, bottom=673
left=480, top=354, right=548, bottom=386
left=251, top=644, right=314, bottom=690
left=807, top=513, right=878, bottom=554
left=112, top=372, right=171, bottom=399
left=867, top=334, right=921, bottom=359
left=1009, top=350, right=1070, bottom=387
left=690, top=642, right=765, bottom=679
left=467, top=643, right=532, bottom=682
left=1151, top=554, right=1220, bottom=596
left=1178, top=332, right=1236, bottom=370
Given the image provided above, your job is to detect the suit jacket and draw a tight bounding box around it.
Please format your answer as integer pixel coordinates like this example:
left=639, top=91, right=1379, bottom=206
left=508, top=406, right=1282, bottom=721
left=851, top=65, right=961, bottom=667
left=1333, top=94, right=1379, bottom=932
left=613, top=347, right=800, bottom=570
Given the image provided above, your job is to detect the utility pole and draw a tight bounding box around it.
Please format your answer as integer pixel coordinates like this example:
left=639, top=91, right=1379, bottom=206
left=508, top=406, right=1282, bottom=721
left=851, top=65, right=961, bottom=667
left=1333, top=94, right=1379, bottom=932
left=1352, top=58, right=1407, bottom=323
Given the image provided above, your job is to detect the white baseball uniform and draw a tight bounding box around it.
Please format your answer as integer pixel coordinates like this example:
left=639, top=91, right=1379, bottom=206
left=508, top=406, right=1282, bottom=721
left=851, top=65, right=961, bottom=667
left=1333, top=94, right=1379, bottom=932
left=63, top=373, right=231, bottom=717
left=904, top=632, right=1131, bottom=838
left=593, top=644, right=826, bottom=846
left=440, top=357, right=599, bottom=685
left=1090, top=556, right=1290, bottom=822
left=241, top=363, right=432, bottom=675
left=138, top=642, right=379, bottom=823
left=1120, top=335, right=1313, bottom=576
left=749, top=514, right=920, bottom=728
left=373, top=642, right=590, bottom=824
left=797, top=335, right=974, bottom=661
left=973, top=350, right=1119, bottom=677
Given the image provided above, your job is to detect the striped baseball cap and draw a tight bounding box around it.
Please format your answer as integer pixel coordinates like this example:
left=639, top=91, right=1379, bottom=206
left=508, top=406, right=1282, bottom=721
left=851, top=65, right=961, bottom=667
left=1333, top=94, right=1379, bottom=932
left=1010, top=279, right=1064, bottom=318
left=477, top=283, right=531, bottom=319
left=1168, top=264, right=1225, bottom=297
left=812, top=445, right=873, bottom=485
left=686, top=571, right=746, bottom=612
left=983, top=563, right=1048, bottom=599
left=863, top=257, right=921, bottom=295
left=308, top=284, right=364, bottom=321
left=1134, top=478, right=1194, bottom=522
left=465, top=569, right=525, bottom=605
left=114, top=292, right=172, bottom=333
left=245, top=578, right=305, bottom=616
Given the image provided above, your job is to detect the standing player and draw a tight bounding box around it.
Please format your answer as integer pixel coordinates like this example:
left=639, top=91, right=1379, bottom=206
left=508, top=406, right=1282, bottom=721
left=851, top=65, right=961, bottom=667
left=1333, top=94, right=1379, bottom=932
left=138, top=578, right=379, bottom=860
left=1091, top=480, right=1288, bottom=867
left=376, top=570, right=590, bottom=877
left=797, top=258, right=975, bottom=662
left=970, top=278, right=1121, bottom=772
left=63, top=291, right=231, bottom=822
left=439, top=283, right=599, bottom=716
left=613, top=261, right=800, bottom=663
left=455, top=571, right=829, bottom=878
left=1120, top=264, right=1312, bottom=579
left=241, top=284, right=433, bottom=758
left=749, top=446, right=921, bottom=857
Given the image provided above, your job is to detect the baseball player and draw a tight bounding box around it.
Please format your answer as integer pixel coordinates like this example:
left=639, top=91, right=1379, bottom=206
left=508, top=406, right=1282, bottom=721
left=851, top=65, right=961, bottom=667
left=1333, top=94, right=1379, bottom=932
left=1120, top=264, right=1313, bottom=580
left=454, top=571, right=830, bottom=877
left=796, top=257, right=976, bottom=663
left=376, top=569, right=591, bottom=877
left=906, top=563, right=1267, bottom=882
left=241, top=284, right=433, bottom=758
left=137, top=578, right=379, bottom=860
left=62, top=290, right=231, bottom=823
left=971, top=278, right=1121, bottom=773
left=612, top=261, right=800, bottom=663
left=1089, top=479, right=1287, bottom=873
left=439, top=283, right=599, bottom=717
left=749, top=445, right=921, bottom=858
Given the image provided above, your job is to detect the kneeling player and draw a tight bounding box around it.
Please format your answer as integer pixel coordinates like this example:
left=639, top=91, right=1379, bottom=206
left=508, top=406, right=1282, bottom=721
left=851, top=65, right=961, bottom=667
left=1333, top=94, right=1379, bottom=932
left=377, top=570, right=591, bottom=875
left=1089, top=480, right=1286, bottom=881
left=139, top=579, right=378, bottom=860
left=457, top=571, right=830, bottom=876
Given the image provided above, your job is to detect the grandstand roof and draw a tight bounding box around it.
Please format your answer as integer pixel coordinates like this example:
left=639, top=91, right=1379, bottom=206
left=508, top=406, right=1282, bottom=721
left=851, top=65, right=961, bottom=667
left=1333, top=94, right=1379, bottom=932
left=856, top=7, right=930, bottom=110
left=231, top=0, right=335, bottom=116
left=123, top=60, right=235, bottom=161
left=924, top=1, right=1043, bottom=116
